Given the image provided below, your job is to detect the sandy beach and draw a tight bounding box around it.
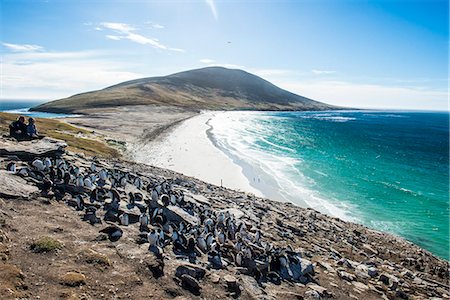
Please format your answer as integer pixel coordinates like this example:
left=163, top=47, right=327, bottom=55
left=128, top=111, right=263, bottom=197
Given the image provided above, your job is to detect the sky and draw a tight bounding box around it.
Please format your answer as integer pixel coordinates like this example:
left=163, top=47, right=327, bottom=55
left=0, top=0, right=448, bottom=110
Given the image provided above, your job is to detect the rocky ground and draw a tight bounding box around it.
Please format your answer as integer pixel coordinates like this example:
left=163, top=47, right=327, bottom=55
left=0, top=137, right=448, bottom=300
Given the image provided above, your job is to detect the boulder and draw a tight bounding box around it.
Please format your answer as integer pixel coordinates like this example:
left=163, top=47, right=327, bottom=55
left=180, top=274, right=201, bottom=295
left=0, top=170, right=38, bottom=199
left=175, top=263, right=206, bottom=280
left=0, top=137, right=67, bottom=160
left=165, top=205, right=199, bottom=226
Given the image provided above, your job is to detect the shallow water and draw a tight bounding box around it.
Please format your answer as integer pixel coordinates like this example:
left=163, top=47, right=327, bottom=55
left=209, top=110, right=449, bottom=259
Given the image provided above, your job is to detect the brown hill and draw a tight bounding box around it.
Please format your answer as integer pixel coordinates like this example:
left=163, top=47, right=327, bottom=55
left=32, top=67, right=335, bottom=113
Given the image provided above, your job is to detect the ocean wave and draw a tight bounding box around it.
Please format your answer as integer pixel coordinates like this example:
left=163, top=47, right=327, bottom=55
left=208, top=111, right=359, bottom=222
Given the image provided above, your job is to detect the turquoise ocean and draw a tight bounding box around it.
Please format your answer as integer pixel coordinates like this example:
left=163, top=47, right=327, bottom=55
left=209, top=111, right=449, bottom=260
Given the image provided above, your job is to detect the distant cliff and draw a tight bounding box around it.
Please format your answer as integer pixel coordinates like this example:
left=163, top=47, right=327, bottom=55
left=32, top=67, right=336, bottom=113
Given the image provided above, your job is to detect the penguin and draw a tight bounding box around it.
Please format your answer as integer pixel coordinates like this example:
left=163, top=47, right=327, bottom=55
left=147, top=230, right=159, bottom=246
left=83, top=207, right=101, bottom=225
left=43, top=157, right=52, bottom=169
left=99, top=169, right=108, bottom=181
left=17, top=167, right=29, bottom=177
left=99, top=225, right=123, bottom=242
left=134, top=176, right=142, bottom=189
left=32, top=159, right=45, bottom=172
left=235, top=251, right=243, bottom=266
left=90, top=162, right=97, bottom=173
left=151, top=189, right=158, bottom=202
left=75, top=195, right=85, bottom=211
left=83, top=177, right=94, bottom=190
left=119, top=213, right=129, bottom=226
left=160, top=194, right=170, bottom=207
left=76, top=175, right=84, bottom=187
left=197, top=235, right=207, bottom=253
left=6, top=162, right=16, bottom=173
left=139, top=213, right=149, bottom=227
left=208, top=250, right=223, bottom=269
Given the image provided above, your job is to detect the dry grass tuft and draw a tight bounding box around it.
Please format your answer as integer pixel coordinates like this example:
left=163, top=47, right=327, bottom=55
left=30, top=236, right=63, bottom=253
left=79, top=249, right=111, bottom=267
left=59, top=272, right=86, bottom=287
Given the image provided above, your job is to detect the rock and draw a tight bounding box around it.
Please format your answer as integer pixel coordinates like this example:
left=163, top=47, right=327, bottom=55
left=0, top=137, right=67, bottom=160
left=362, top=243, right=378, bottom=255
left=218, top=208, right=245, bottom=219
left=165, top=205, right=199, bottom=226
left=379, top=273, right=399, bottom=290
left=0, top=170, right=38, bottom=199
left=175, top=263, right=206, bottom=280
left=240, top=275, right=265, bottom=298
left=304, top=290, right=320, bottom=299
left=224, top=274, right=240, bottom=291
left=209, top=273, right=220, bottom=284
left=143, top=254, right=164, bottom=278
left=180, top=274, right=201, bottom=295
left=60, top=272, right=86, bottom=286
left=308, top=283, right=332, bottom=297
left=338, top=270, right=356, bottom=282
left=352, top=281, right=369, bottom=292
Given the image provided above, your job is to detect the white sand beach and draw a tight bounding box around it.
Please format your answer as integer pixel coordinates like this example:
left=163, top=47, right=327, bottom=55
left=129, top=112, right=263, bottom=197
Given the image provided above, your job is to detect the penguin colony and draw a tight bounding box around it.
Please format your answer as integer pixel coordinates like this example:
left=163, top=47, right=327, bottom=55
left=6, top=157, right=314, bottom=285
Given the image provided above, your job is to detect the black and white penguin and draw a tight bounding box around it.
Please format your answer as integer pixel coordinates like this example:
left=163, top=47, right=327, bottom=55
left=6, top=162, right=16, bottom=173
left=32, top=159, right=45, bottom=172
left=119, top=213, right=129, bottom=226
left=99, top=225, right=123, bottom=242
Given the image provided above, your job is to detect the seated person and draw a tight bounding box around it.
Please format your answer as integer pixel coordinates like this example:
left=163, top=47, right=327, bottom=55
left=27, top=117, right=41, bottom=139
left=9, top=116, right=28, bottom=139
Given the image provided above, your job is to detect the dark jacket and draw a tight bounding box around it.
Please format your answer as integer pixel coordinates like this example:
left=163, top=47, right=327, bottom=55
left=9, top=120, right=27, bottom=137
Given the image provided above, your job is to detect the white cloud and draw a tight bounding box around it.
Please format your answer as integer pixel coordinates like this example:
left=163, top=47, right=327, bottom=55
left=106, top=35, right=121, bottom=41
left=199, top=59, right=215, bottom=64
left=276, top=80, right=447, bottom=110
left=100, top=22, right=135, bottom=32
left=312, top=69, right=336, bottom=75
left=145, top=21, right=164, bottom=29
left=97, top=22, right=183, bottom=52
left=205, top=0, right=218, bottom=20
left=1, top=50, right=143, bottom=100
left=2, top=43, right=43, bottom=52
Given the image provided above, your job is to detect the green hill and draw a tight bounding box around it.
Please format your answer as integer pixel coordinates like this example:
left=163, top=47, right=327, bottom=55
left=32, top=67, right=336, bottom=113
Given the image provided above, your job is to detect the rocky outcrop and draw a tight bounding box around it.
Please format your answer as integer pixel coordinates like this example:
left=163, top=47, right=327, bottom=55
left=0, top=137, right=67, bottom=160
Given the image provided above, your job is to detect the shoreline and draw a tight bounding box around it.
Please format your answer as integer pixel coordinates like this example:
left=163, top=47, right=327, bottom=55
left=128, top=111, right=263, bottom=197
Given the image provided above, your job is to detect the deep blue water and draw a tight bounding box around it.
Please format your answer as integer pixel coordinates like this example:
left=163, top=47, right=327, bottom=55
left=0, top=100, right=74, bottom=118
left=210, top=111, right=449, bottom=259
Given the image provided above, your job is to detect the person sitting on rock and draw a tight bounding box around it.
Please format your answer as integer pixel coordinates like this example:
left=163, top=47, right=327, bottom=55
left=9, top=116, right=28, bottom=139
left=26, top=117, right=42, bottom=139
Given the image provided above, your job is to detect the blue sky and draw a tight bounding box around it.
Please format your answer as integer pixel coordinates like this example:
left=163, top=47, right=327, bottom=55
left=1, top=0, right=448, bottom=110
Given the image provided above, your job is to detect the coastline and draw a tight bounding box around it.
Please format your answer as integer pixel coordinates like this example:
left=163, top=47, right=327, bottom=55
left=128, top=111, right=263, bottom=197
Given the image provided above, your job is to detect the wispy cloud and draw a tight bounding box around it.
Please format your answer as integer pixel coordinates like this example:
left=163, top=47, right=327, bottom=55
left=199, top=58, right=215, bottom=64
left=2, top=43, right=44, bottom=52
left=205, top=0, right=218, bottom=20
left=97, top=22, right=184, bottom=52
left=312, top=69, right=336, bottom=75
left=145, top=21, right=165, bottom=29
left=1, top=49, right=143, bottom=99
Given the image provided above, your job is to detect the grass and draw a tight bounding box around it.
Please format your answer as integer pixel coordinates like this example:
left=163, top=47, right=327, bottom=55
left=59, top=272, right=86, bottom=287
left=79, top=249, right=111, bottom=267
left=30, top=236, right=63, bottom=253
left=0, top=112, right=120, bottom=158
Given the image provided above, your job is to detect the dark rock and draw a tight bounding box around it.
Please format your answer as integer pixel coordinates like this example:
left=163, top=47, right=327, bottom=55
left=180, top=274, right=201, bottom=295
left=175, top=263, right=206, bottom=280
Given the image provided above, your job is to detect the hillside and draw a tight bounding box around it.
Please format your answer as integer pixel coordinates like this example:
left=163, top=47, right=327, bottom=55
left=0, top=138, right=448, bottom=299
left=31, top=67, right=335, bottom=113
